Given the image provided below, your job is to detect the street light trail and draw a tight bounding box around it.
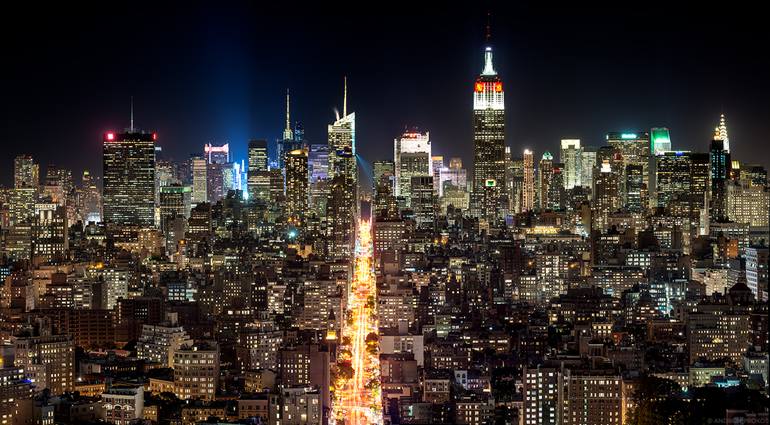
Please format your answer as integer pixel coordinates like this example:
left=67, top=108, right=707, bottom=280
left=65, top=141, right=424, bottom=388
left=333, top=219, right=382, bottom=425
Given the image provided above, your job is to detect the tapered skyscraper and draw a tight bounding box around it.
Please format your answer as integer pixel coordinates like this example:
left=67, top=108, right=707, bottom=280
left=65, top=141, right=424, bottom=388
left=471, top=44, right=506, bottom=221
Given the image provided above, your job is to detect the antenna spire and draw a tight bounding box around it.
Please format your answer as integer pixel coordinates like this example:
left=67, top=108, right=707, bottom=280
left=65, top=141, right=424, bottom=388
left=486, top=11, right=492, bottom=43
left=343, top=76, right=348, bottom=118
left=130, top=96, right=134, bottom=132
left=285, top=88, right=291, bottom=132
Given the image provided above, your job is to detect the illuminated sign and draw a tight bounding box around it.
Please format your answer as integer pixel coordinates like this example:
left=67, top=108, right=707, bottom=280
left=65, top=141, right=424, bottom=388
left=485, top=179, right=496, bottom=187
left=621, top=133, right=637, bottom=139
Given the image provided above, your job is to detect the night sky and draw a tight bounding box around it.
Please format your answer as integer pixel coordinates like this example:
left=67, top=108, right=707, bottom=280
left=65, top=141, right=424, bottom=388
left=2, top=2, right=769, bottom=186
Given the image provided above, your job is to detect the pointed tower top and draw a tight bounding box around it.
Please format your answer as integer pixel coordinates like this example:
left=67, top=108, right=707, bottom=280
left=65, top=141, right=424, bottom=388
left=343, top=76, right=348, bottom=118
left=285, top=88, right=291, bottom=131
left=130, top=96, right=134, bottom=132
left=282, top=88, right=293, bottom=141
left=717, top=113, right=729, bottom=153
left=482, top=47, right=497, bottom=76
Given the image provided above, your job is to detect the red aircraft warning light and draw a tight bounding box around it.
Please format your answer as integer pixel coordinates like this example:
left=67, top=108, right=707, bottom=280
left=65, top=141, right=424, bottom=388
left=106, top=132, right=115, bottom=141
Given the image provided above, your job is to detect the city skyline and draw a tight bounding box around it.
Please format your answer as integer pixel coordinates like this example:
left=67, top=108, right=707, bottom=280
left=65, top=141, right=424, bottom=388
left=1, top=4, right=768, bottom=425
left=2, top=3, right=769, bottom=186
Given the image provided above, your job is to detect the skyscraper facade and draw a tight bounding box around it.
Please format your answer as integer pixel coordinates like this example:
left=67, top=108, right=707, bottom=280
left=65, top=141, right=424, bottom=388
left=522, top=149, right=535, bottom=212
left=247, top=139, right=269, bottom=201
left=654, top=151, right=692, bottom=208
left=607, top=131, right=651, bottom=198
left=471, top=46, right=506, bottom=220
left=326, top=78, right=357, bottom=258
left=191, top=156, right=207, bottom=206
left=285, top=149, right=309, bottom=225
left=650, top=127, right=672, bottom=155
left=538, top=152, right=554, bottom=211
left=394, top=129, right=431, bottom=199
left=102, top=130, right=156, bottom=227
left=308, top=143, right=330, bottom=217
left=559, top=139, right=582, bottom=190
left=580, top=146, right=598, bottom=192
left=710, top=138, right=731, bottom=221
left=14, top=155, right=39, bottom=191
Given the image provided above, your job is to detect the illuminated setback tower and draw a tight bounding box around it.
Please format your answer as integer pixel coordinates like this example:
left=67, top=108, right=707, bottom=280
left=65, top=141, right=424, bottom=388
left=394, top=129, right=431, bottom=202
left=103, top=126, right=156, bottom=228
left=471, top=46, right=506, bottom=220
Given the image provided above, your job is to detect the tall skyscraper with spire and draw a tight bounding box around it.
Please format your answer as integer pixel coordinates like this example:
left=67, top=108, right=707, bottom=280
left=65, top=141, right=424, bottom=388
left=715, top=113, right=730, bottom=153
left=283, top=89, right=294, bottom=142
left=277, top=89, right=303, bottom=171
left=471, top=30, right=507, bottom=221
left=326, top=77, right=357, bottom=259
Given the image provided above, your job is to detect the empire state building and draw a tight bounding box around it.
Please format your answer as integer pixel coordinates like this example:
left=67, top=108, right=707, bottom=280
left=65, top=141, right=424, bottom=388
left=471, top=45, right=507, bottom=221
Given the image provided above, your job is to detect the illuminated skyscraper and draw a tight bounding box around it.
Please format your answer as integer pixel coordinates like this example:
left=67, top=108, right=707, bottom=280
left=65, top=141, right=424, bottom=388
left=715, top=113, right=730, bottom=153
left=710, top=136, right=731, bottom=221
left=650, top=127, right=671, bottom=155
left=32, top=201, right=68, bottom=263
left=625, top=164, right=646, bottom=212
left=102, top=129, right=156, bottom=227
left=328, top=78, right=356, bottom=185
left=326, top=78, right=357, bottom=259
left=432, top=156, right=444, bottom=196
left=471, top=45, right=506, bottom=220
left=593, top=159, right=620, bottom=231
left=191, top=155, right=207, bottom=206
left=548, top=164, right=565, bottom=211
left=248, top=139, right=269, bottom=173
left=248, top=139, right=269, bottom=200
left=580, top=146, right=598, bottom=191
left=394, top=129, right=431, bottom=200
left=607, top=131, right=651, bottom=195
left=327, top=175, right=355, bottom=260
left=559, top=139, right=582, bottom=190
left=411, top=176, right=435, bottom=228
left=522, top=149, right=535, bottom=212
left=203, top=143, right=230, bottom=203
left=538, top=152, right=554, bottom=210
left=285, top=149, right=309, bottom=224
left=653, top=151, right=693, bottom=208
left=309, top=144, right=330, bottom=217
left=159, top=185, right=191, bottom=227
left=79, top=170, right=102, bottom=223
left=373, top=160, right=397, bottom=220
left=506, top=152, right=524, bottom=214
left=14, top=155, right=39, bottom=190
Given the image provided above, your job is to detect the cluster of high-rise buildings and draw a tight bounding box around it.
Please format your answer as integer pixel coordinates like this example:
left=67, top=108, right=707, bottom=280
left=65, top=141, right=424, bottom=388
left=0, top=40, right=768, bottom=425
